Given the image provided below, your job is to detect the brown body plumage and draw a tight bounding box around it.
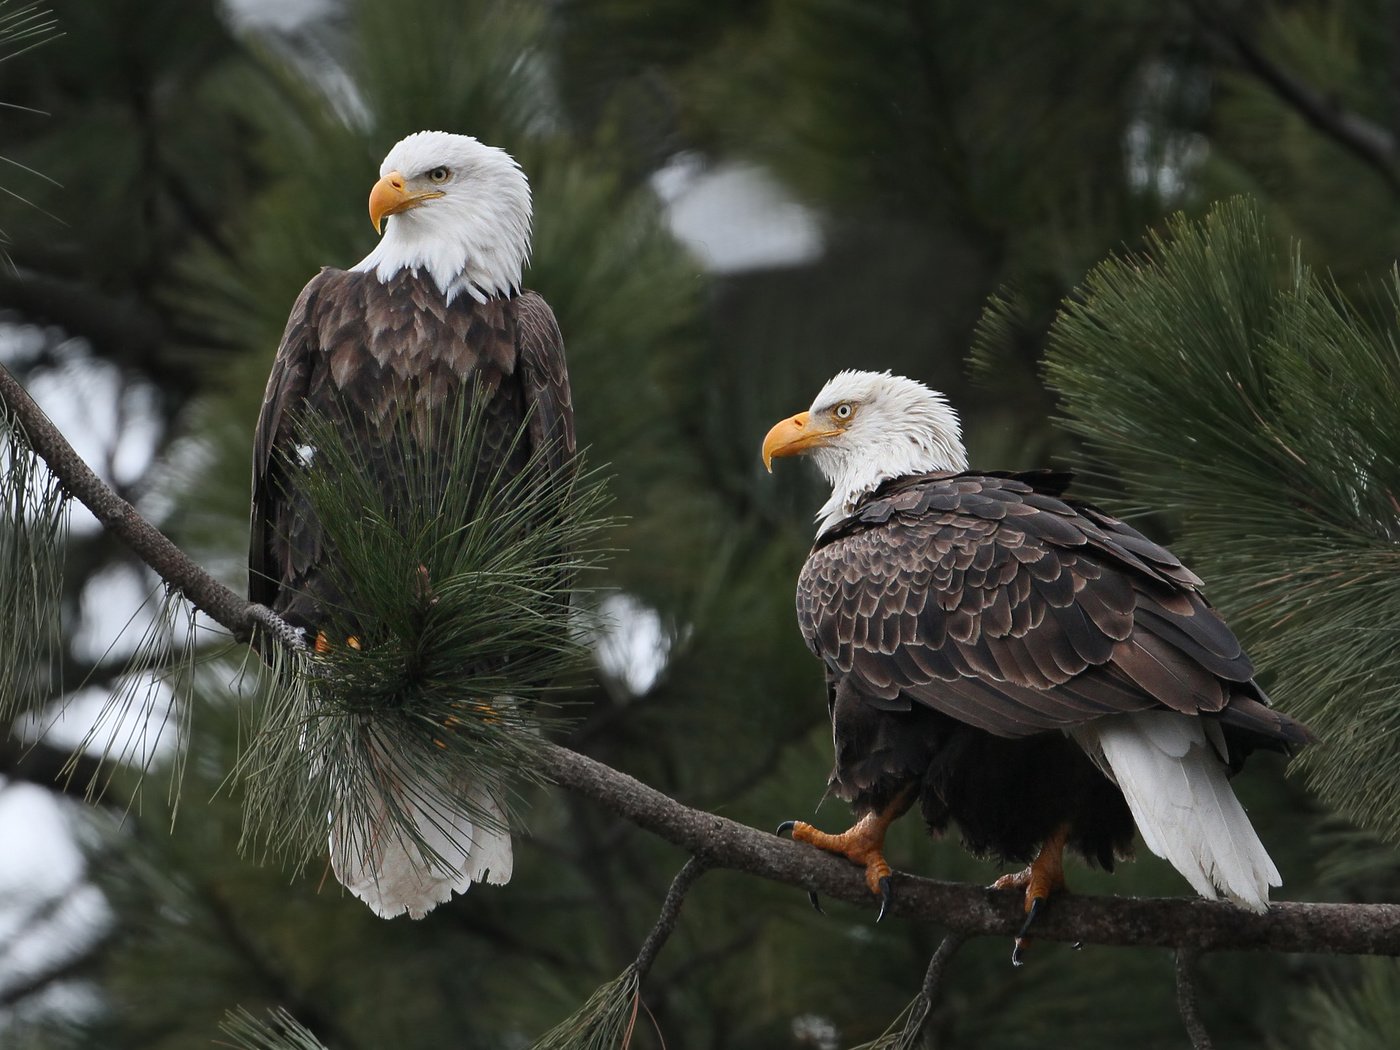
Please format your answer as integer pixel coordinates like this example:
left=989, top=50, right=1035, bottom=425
left=249, top=266, right=574, bottom=641
left=801, top=469, right=1308, bottom=872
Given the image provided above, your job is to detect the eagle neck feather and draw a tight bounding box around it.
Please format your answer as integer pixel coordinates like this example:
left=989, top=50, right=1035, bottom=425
left=351, top=198, right=529, bottom=306
left=814, top=435, right=967, bottom=537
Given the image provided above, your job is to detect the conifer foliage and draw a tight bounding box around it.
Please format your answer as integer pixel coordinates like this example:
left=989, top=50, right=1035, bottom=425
left=1037, top=198, right=1400, bottom=842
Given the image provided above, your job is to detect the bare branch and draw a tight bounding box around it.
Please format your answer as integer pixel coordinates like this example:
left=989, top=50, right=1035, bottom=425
left=1187, top=0, right=1400, bottom=193
left=919, top=933, right=964, bottom=1006
left=1175, top=949, right=1215, bottom=1050
left=634, top=857, right=708, bottom=978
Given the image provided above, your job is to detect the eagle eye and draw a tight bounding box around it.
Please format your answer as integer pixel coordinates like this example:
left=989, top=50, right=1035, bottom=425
left=834, top=402, right=854, bottom=421
left=427, top=166, right=451, bottom=184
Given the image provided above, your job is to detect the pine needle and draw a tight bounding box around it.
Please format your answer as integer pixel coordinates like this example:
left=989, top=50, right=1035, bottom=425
left=216, top=1007, right=329, bottom=1050
left=1284, top=959, right=1400, bottom=1050
left=529, top=966, right=642, bottom=1050
left=62, top=584, right=199, bottom=816
left=846, top=995, right=930, bottom=1050
left=0, top=405, right=67, bottom=723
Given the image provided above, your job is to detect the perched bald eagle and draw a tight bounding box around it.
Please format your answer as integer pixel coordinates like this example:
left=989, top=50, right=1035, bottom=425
left=249, top=131, right=574, bottom=919
left=763, top=370, right=1309, bottom=957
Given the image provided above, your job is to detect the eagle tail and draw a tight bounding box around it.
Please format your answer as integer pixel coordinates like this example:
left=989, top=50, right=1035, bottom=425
left=1078, top=710, right=1279, bottom=912
left=330, top=755, right=513, bottom=920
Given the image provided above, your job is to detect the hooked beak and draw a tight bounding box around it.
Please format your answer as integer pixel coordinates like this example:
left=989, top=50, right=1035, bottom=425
left=369, top=170, right=445, bottom=233
left=762, top=411, right=841, bottom=472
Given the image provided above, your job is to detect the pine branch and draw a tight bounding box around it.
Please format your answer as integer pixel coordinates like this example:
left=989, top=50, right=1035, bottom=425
left=633, top=856, right=708, bottom=978
left=1175, top=949, right=1214, bottom=1050
left=537, top=739, right=1400, bottom=956
left=5, top=349, right=1400, bottom=967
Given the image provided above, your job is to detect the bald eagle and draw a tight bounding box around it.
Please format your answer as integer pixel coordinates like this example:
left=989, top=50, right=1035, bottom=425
left=763, top=370, right=1310, bottom=958
left=249, top=131, right=574, bottom=919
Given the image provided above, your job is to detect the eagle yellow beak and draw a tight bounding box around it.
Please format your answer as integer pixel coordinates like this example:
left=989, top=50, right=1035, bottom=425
left=369, top=171, right=445, bottom=233
left=762, top=411, right=840, bottom=472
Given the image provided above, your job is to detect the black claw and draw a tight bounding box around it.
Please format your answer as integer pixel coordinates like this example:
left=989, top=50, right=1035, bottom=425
left=807, top=890, right=824, bottom=915
left=776, top=820, right=797, bottom=836
left=1016, top=895, right=1046, bottom=941
left=1010, top=896, right=1047, bottom=967
left=876, top=875, right=894, bottom=923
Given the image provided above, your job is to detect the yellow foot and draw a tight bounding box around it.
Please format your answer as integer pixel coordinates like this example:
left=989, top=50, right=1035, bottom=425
left=313, top=630, right=361, bottom=654
left=777, top=788, right=914, bottom=922
left=992, top=825, right=1070, bottom=966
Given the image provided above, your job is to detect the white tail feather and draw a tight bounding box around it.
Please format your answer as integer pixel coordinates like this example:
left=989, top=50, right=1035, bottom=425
left=1074, top=711, right=1279, bottom=912
left=330, top=740, right=512, bottom=920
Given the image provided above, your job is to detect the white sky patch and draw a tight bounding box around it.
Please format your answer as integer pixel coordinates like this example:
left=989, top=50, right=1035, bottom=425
left=19, top=339, right=163, bottom=536
left=0, top=786, right=110, bottom=1018
left=32, top=677, right=183, bottom=773
left=791, top=1013, right=839, bottom=1050
left=593, top=594, right=670, bottom=697
left=221, top=0, right=335, bottom=33
left=651, top=153, right=824, bottom=274
left=72, top=563, right=162, bottom=665
left=1124, top=60, right=1209, bottom=202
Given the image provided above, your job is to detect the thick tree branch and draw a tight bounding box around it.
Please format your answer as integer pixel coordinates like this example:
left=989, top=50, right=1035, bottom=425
left=6, top=362, right=1400, bottom=961
left=537, top=739, right=1400, bottom=956
left=1187, top=0, right=1400, bottom=193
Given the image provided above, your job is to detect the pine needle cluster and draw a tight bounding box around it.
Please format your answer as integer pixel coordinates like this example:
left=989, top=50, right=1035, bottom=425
left=0, top=407, right=66, bottom=724
left=1013, top=197, right=1400, bottom=841
left=218, top=1007, right=329, bottom=1050
left=235, top=393, right=609, bottom=872
left=527, top=966, right=642, bottom=1050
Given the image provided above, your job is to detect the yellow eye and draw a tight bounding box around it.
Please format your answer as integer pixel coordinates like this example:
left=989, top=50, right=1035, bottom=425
left=427, top=167, right=450, bottom=183
left=834, top=402, right=854, bottom=421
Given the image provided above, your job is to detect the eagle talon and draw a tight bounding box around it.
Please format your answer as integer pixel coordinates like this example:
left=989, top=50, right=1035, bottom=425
left=1016, top=895, right=1046, bottom=942
left=876, top=875, right=893, bottom=923
left=1011, top=938, right=1028, bottom=967
left=1011, top=898, right=1047, bottom=967
left=776, top=820, right=798, bottom=836
left=807, top=890, right=824, bottom=915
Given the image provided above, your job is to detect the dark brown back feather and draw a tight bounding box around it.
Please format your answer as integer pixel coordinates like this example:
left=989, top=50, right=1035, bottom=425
left=248, top=268, right=574, bottom=633
left=798, top=471, right=1310, bottom=749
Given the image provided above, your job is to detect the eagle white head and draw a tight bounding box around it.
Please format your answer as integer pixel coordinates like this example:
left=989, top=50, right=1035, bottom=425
left=763, top=369, right=969, bottom=533
left=351, top=130, right=532, bottom=305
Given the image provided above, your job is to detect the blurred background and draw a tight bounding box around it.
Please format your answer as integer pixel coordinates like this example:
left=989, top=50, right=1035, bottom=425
left=1, top=0, right=1399, bottom=1046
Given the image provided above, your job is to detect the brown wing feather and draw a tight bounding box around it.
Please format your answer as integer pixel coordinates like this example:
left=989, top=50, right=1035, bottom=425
left=511, top=290, right=576, bottom=474
left=798, top=473, right=1304, bottom=744
left=248, top=269, right=329, bottom=612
